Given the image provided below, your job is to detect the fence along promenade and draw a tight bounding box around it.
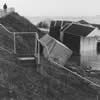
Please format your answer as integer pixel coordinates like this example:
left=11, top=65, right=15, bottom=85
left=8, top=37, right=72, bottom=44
left=0, top=24, right=39, bottom=62
left=14, top=32, right=39, bottom=61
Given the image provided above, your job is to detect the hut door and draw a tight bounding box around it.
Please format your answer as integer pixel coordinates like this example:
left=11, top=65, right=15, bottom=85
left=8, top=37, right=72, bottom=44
left=97, top=42, right=100, bottom=54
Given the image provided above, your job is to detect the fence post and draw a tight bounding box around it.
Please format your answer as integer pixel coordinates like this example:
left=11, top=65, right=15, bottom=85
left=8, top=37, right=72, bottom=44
left=37, top=39, right=40, bottom=64
left=14, top=32, right=16, bottom=54
left=35, top=33, right=38, bottom=57
left=96, top=95, right=98, bottom=100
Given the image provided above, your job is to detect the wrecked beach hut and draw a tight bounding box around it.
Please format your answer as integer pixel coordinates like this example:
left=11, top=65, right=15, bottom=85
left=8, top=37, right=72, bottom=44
left=61, top=23, right=100, bottom=53
left=49, top=20, right=100, bottom=42
left=40, top=34, right=72, bottom=65
left=49, top=20, right=72, bottom=41
left=63, top=33, right=81, bottom=55
left=62, top=23, right=96, bottom=37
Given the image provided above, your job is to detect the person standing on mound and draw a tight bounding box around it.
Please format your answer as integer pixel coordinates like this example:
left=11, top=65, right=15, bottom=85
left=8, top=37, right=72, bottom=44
left=3, top=3, right=7, bottom=14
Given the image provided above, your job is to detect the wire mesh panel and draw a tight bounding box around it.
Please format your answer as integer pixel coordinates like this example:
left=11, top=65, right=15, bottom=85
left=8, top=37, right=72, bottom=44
left=14, top=32, right=38, bottom=57
left=0, top=24, right=14, bottom=53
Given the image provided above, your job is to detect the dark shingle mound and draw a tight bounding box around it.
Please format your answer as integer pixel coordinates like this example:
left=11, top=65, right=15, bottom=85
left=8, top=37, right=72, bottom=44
left=0, top=12, right=45, bottom=38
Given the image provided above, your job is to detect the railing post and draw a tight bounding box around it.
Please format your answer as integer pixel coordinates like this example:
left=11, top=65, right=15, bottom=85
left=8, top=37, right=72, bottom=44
left=96, top=95, right=98, bottom=100
left=14, top=32, right=16, bottom=54
left=37, top=39, right=40, bottom=64
left=35, top=33, right=38, bottom=57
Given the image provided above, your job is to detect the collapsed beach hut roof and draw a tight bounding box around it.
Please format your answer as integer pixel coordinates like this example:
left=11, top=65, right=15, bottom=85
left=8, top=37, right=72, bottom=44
left=63, top=23, right=96, bottom=37
left=40, top=34, right=72, bottom=65
left=80, top=36, right=100, bottom=70
left=91, top=23, right=100, bottom=30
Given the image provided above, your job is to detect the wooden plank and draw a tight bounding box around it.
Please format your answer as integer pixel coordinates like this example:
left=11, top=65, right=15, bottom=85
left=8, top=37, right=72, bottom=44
left=18, top=57, right=35, bottom=61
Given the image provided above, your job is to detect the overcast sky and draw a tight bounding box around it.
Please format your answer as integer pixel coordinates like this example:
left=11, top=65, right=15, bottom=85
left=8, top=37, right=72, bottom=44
left=0, top=0, right=100, bottom=17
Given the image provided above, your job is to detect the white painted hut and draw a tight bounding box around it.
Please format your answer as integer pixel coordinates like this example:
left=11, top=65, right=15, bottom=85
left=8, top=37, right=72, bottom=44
left=40, top=34, right=72, bottom=65
left=80, top=36, right=100, bottom=70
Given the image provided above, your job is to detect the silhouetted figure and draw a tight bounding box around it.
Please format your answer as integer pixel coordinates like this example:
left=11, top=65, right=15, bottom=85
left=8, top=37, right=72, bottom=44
left=3, top=3, right=7, bottom=15
left=3, top=3, right=7, bottom=10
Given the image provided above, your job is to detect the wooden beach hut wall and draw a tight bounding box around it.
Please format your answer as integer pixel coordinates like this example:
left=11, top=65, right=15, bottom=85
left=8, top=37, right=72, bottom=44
left=40, top=34, right=72, bottom=65
left=80, top=37, right=100, bottom=70
left=49, top=20, right=61, bottom=41
left=60, top=22, right=73, bottom=42
left=49, top=20, right=72, bottom=41
left=63, top=33, right=81, bottom=55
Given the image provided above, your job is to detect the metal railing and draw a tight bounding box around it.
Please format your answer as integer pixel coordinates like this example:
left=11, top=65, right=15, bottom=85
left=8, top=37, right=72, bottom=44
left=38, top=39, right=100, bottom=89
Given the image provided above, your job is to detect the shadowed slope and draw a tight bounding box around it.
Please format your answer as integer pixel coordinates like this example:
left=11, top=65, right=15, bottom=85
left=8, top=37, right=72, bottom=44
left=0, top=12, right=45, bottom=38
left=0, top=12, right=98, bottom=100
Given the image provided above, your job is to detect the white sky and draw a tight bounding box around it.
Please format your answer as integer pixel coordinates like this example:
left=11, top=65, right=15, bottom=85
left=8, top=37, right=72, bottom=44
left=0, top=0, right=100, bottom=17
